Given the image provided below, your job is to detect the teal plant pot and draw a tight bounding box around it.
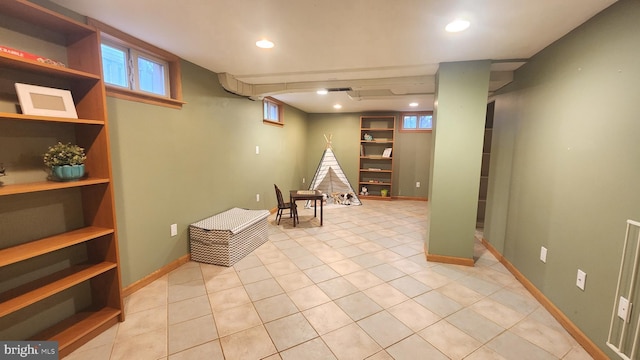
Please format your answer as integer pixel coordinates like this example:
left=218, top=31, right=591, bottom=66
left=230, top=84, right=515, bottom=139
left=52, top=164, right=85, bottom=181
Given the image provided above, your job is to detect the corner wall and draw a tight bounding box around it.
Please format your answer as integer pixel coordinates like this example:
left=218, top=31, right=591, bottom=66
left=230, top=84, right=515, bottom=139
left=306, top=113, right=431, bottom=199
left=484, top=0, right=640, bottom=356
left=428, top=61, right=490, bottom=262
left=108, top=61, right=309, bottom=286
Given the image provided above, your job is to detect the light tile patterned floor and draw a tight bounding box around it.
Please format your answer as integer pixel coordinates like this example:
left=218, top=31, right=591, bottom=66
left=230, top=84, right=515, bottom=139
left=67, top=200, right=594, bottom=360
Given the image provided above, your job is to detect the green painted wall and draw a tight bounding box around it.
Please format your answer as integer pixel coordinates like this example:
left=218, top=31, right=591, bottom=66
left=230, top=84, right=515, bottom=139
left=107, top=61, right=309, bottom=286
left=428, top=61, right=490, bottom=259
left=483, top=95, right=517, bottom=253
left=394, top=129, right=430, bottom=199
left=305, top=113, right=361, bottom=190
left=11, top=0, right=428, bottom=291
left=306, top=113, right=431, bottom=199
left=112, top=92, right=431, bottom=287
left=484, top=0, right=639, bottom=355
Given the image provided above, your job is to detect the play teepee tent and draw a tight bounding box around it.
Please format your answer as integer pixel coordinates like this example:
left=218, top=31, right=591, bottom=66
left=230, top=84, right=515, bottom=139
left=306, top=135, right=361, bottom=206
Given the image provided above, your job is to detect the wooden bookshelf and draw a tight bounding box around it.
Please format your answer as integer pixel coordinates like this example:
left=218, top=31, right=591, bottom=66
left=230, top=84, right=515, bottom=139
left=0, top=262, right=118, bottom=317
left=0, top=1, right=123, bottom=357
left=0, top=178, right=110, bottom=196
left=0, top=112, right=105, bottom=125
left=0, top=227, right=114, bottom=267
left=359, top=116, right=395, bottom=200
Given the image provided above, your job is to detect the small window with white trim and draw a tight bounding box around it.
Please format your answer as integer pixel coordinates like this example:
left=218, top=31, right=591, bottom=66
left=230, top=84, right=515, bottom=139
left=101, top=43, right=128, bottom=88
left=134, top=52, right=169, bottom=97
left=400, top=112, right=433, bottom=132
left=89, top=17, right=184, bottom=109
left=263, top=97, right=284, bottom=125
left=101, top=41, right=169, bottom=98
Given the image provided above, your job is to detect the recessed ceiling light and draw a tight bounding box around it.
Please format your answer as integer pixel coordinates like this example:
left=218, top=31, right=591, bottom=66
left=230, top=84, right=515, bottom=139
left=409, top=102, right=419, bottom=107
left=333, top=104, right=342, bottom=109
left=317, top=89, right=328, bottom=95
left=256, top=39, right=274, bottom=49
left=445, top=19, right=470, bottom=33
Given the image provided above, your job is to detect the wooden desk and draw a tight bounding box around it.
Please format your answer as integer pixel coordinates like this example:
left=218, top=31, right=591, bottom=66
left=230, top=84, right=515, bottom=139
left=290, top=190, right=323, bottom=227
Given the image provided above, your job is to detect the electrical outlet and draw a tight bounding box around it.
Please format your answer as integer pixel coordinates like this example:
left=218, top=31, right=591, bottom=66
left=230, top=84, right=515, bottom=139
left=416, top=181, right=421, bottom=188
left=256, top=194, right=260, bottom=202
left=303, top=177, right=306, bottom=184
left=618, top=296, right=631, bottom=322
left=170, top=224, right=177, bottom=237
left=540, top=246, right=547, bottom=263
left=576, top=269, right=586, bottom=290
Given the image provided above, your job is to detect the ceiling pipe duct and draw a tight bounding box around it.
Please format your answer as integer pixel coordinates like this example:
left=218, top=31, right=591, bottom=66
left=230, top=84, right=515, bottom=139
left=218, top=72, right=436, bottom=98
left=346, top=89, right=435, bottom=101
left=218, top=68, right=515, bottom=102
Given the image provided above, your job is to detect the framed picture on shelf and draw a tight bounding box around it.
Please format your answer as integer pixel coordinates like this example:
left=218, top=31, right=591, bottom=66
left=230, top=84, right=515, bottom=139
left=382, top=147, right=392, bottom=158
left=15, top=83, right=78, bottom=118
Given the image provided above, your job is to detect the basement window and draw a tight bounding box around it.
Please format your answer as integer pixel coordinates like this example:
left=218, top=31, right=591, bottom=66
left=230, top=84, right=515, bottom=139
left=400, top=112, right=433, bottom=132
left=102, top=42, right=169, bottom=97
left=89, top=18, right=185, bottom=109
left=263, top=97, right=284, bottom=126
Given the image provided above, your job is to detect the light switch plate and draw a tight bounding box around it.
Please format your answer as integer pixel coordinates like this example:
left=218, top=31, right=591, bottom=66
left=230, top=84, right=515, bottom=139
left=618, top=296, right=630, bottom=322
left=576, top=269, right=586, bottom=290
left=170, top=224, right=177, bottom=237
left=540, top=246, right=547, bottom=263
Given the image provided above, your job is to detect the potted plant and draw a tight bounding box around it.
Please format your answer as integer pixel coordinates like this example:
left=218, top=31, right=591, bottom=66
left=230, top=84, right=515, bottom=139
left=43, top=142, right=86, bottom=181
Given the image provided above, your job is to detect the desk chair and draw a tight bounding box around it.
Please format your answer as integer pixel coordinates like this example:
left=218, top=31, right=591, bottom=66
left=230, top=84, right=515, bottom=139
left=274, top=184, right=298, bottom=225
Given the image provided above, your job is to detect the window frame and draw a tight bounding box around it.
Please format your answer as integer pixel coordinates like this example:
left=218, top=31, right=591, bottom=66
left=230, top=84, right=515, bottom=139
left=89, top=18, right=185, bottom=109
left=400, top=111, right=433, bottom=132
left=100, top=42, right=129, bottom=89
left=263, top=97, right=284, bottom=126
left=131, top=49, right=170, bottom=97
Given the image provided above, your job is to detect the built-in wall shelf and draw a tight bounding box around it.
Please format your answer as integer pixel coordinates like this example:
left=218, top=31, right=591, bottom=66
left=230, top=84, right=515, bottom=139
left=0, top=178, right=110, bottom=196
left=477, top=102, right=494, bottom=228
left=0, top=1, right=123, bottom=356
left=359, top=116, right=395, bottom=200
left=0, top=226, right=114, bottom=267
left=0, top=112, right=105, bottom=125
left=0, top=262, right=118, bottom=317
left=360, top=169, right=392, bottom=173
left=32, top=308, right=121, bottom=351
left=0, top=52, right=101, bottom=80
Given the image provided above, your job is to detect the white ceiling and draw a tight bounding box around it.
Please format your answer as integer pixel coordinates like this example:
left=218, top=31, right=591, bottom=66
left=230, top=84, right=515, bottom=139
left=51, top=0, right=616, bottom=113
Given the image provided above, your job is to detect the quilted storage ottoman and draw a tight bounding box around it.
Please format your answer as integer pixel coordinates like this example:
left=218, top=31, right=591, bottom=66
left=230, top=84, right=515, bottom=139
left=189, top=208, right=270, bottom=266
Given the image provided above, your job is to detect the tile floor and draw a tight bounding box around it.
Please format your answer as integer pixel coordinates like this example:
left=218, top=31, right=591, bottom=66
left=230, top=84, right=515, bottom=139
left=67, top=200, right=594, bottom=360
